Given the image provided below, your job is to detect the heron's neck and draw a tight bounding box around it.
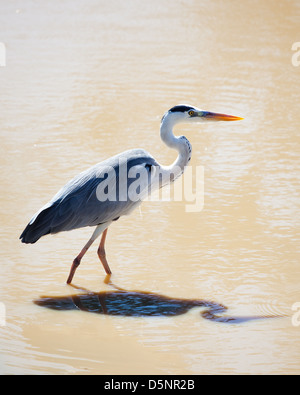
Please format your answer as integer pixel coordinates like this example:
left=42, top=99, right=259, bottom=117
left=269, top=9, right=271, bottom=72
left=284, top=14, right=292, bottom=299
left=160, top=116, right=192, bottom=177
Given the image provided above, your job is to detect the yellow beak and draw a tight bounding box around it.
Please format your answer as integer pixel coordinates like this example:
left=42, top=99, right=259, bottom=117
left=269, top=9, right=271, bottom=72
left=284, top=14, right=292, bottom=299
left=200, top=111, right=244, bottom=121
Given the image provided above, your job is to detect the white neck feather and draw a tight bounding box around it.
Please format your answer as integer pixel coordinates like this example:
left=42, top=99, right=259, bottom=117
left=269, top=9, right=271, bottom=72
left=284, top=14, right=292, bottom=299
left=159, top=114, right=192, bottom=182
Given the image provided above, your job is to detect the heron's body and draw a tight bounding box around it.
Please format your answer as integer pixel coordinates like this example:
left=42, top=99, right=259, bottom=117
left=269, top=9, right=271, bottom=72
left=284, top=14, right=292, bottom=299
left=20, top=149, right=158, bottom=244
left=20, top=104, right=242, bottom=283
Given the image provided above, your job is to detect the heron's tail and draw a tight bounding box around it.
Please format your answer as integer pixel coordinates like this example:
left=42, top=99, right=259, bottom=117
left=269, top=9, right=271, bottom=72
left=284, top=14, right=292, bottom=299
left=19, top=204, right=57, bottom=244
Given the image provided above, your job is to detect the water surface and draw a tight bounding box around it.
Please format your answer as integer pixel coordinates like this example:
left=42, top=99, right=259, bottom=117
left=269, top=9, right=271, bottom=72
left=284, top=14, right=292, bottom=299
left=0, top=0, right=299, bottom=374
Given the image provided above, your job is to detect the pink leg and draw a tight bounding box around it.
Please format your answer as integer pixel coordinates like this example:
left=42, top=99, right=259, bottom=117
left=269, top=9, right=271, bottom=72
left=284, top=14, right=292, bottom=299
left=66, top=224, right=110, bottom=284
left=97, top=228, right=112, bottom=275
left=66, top=239, right=94, bottom=284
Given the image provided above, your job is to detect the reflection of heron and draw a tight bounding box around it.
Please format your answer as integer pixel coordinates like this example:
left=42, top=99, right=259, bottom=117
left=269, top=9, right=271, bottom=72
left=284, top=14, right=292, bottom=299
left=34, top=285, right=281, bottom=324
left=20, top=105, right=242, bottom=283
left=35, top=290, right=222, bottom=318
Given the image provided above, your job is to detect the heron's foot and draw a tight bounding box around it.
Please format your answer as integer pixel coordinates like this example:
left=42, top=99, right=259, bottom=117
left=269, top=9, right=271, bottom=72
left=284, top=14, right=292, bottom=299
left=104, top=273, right=112, bottom=285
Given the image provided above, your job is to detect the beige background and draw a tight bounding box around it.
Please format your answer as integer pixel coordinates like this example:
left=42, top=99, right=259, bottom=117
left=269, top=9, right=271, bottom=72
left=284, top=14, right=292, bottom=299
left=0, top=0, right=299, bottom=374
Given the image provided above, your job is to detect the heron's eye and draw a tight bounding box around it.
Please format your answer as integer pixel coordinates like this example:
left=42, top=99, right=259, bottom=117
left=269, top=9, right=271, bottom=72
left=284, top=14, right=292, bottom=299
left=188, top=110, right=195, bottom=116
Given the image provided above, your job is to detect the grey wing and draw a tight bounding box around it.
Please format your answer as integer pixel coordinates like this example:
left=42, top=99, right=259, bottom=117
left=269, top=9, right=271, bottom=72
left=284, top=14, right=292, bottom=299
left=20, top=149, right=159, bottom=244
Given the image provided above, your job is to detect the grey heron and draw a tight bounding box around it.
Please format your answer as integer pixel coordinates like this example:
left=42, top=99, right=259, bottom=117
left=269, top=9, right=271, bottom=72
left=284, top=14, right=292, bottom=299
left=20, top=105, right=243, bottom=284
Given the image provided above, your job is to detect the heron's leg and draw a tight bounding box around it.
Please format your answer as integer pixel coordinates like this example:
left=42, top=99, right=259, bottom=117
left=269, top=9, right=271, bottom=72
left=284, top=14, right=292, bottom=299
left=66, top=223, right=111, bottom=284
left=97, top=228, right=112, bottom=275
left=66, top=238, right=94, bottom=284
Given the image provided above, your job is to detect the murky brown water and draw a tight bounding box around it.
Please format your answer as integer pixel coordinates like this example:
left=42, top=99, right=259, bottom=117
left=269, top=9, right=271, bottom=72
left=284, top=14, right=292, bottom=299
left=1, top=0, right=300, bottom=374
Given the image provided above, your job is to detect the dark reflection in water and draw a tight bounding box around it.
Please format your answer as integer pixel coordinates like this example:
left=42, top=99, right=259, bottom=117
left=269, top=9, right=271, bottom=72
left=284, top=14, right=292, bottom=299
left=34, top=283, right=282, bottom=324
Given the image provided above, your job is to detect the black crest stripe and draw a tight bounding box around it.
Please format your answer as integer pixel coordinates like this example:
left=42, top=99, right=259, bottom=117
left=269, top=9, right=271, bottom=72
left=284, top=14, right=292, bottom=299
left=169, top=105, right=192, bottom=113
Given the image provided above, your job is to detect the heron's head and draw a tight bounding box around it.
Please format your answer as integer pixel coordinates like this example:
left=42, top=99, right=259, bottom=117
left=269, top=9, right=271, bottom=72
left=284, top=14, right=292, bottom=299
left=162, top=104, right=243, bottom=125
